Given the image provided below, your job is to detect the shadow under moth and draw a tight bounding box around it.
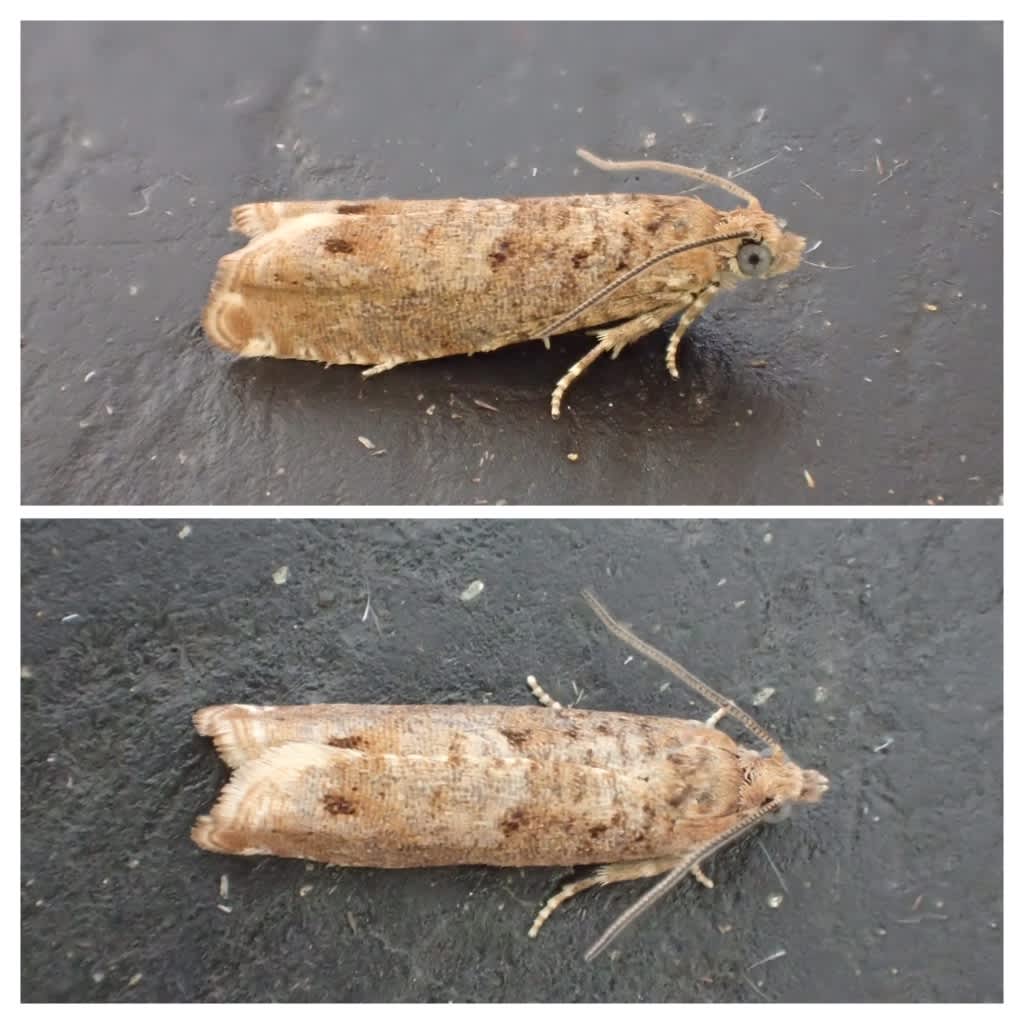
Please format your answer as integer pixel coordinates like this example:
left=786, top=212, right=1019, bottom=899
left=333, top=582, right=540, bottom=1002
left=192, top=590, right=828, bottom=961
left=203, top=148, right=806, bottom=418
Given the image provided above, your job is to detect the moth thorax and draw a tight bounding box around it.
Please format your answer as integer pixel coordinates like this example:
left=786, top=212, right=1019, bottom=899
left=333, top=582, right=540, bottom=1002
left=739, top=749, right=829, bottom=807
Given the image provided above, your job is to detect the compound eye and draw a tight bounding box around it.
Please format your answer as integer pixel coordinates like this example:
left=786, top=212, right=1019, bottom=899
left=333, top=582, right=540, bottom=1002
left=737, top=241, right=772, bottom=277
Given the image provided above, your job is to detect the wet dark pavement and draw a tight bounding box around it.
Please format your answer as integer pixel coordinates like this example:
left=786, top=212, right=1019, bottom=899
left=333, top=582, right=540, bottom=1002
left=22, top=22, right=1002, bottom=505
left=22, top=520, right=1002, bottom=1000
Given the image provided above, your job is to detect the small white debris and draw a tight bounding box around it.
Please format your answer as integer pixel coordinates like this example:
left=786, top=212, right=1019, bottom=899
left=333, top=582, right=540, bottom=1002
left=460, top=580, right=485, bottom=603
left=567, top=452, right=580, bottom=462
left=643, top=131, right=657, bottom=149
left=129, top=285, right=139, bottom=296
left=734, top=600, right=746, bottom=609
left=922, top=302, right=939, bottom=312
left=61, top=613, right=81, bottom=624
left=217, top=904, right=232, bottom=914
left=299, top=884, right=313, bottom=897
left=357, top=435, right=375, bottom=450
left=178, top=525, right=192, bottom=540
left=767, top=893, right=784, bottom=908
left=803, top=469, right=816, bottom=489
left=747, top=948, right=786, bottom=970
left=220, top=875, right=229, bottom=900
left=754, top=107, right=767, bottom=123
left=128, top=973, right=142, bottom=987
left=681, top=111, right=696, bottom=125
left=21, top=666, right=33, bottom=680
left=873, top=737, right=894, bottom=753
left=752, top=687, right=776, bottom=706
left=814, top=686, right=829, bottom=703
left=763, top=532, right=773, bottom=544
left=716, top=578, right=727, bottom=587
left=531, top=167, right=538, bottom=177
left=92, top=970, right=105, bottom=984
left=272, top=566, right=289, bottom=585
left=128, top=858, right=139, bottom=869
left=84, top=370, right=96, bottom=383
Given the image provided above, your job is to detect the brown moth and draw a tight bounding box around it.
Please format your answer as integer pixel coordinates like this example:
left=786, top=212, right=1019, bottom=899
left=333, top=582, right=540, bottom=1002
left=192, top=590, right=827, bottom=961
left=203, top=148, right=806, bottom=418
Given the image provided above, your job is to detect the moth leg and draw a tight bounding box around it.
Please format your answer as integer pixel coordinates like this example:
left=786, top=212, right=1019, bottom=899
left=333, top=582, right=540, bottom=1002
left=692, top=865, right=714, bottom=889
left=361, top=359, right=404, bottom=378
left=528, top=857, right=682, bottom=938
left=593, top=303, right=686, bottom=360
left=550, top=304, right=683, bottom=418
left=705, top=706, right=728, bottom=728
left=526, top=674, right=563, bottom=710
left=665, top=285, right=719, bottom=380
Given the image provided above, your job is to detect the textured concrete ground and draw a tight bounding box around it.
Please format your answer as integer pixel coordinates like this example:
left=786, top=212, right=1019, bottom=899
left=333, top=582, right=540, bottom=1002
left=22, top=520, right=1002, bottom=1001
left=22, top=22, right=1001, bottom=504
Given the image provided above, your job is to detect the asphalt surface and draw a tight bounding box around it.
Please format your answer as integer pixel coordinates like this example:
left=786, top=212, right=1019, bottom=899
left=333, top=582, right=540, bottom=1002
left=21, top=23, right=1002, bottom=505
left=22, top=520, right=1002, bottom=1001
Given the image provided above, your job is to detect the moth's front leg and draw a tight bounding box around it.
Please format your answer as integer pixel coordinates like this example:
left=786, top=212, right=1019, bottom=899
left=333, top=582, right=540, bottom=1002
left=665, top=284, right=720, bottom=379
left=550, top=303, right=684, bottom=419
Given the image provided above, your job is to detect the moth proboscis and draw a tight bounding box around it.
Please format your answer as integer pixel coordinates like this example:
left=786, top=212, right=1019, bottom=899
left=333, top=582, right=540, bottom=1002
left=192, top=590, right=828, bottom=961
left=203, top=148, right=806, bottom=418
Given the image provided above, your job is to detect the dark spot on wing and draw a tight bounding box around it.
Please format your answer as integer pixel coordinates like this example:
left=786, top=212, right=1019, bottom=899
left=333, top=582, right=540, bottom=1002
left=324, top=238, right=355, bottom=254
left=323, top=793, right=356, bottom=815
left=572, top=250, right=591, bottom=269
left=589, top=823, right=609, bottom=839
left=500, top=727, right=531, bottom=749
left=645, top=212, right=670, bottom=234
left=488, top=239, right=513, bottom=267
left=327, top=735, right=367, bottom=750
left=501, top=807, right=529, bottom=835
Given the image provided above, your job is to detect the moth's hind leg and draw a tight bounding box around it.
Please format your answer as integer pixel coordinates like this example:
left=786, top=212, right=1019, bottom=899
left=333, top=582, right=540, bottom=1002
left=528, top=857, right=685, bottom=938
left=526, top=674, right=564, bottom=710
left=665, top=285, right=720, bottom=379
left=550, top=303, right=683, bottom=418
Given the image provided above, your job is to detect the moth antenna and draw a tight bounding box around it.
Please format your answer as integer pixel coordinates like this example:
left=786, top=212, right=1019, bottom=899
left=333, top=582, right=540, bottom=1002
left=576, top=147, right=762, bottom=209
left=584, top=798, right=783, bottom=962
left=540, top=230, right=753, bottom=340
left=581, top=589, right=781, bottom=754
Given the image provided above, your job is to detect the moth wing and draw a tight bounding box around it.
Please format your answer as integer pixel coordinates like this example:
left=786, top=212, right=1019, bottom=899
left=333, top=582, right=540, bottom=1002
left=191, top=740, right=722, bottom=868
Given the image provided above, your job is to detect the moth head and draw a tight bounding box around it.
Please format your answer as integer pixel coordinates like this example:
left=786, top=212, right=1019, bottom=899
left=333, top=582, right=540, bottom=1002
left=716, top=210, right=806, bottom=282
left=739, top=749, right=830, bottom=811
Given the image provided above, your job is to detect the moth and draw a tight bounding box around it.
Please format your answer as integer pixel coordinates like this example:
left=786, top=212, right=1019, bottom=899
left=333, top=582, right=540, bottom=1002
left=192, top=590, right=828, bottom=961
left=203, top=148, right=806, bottom=418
